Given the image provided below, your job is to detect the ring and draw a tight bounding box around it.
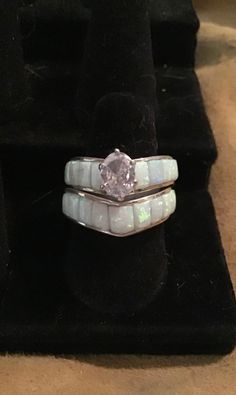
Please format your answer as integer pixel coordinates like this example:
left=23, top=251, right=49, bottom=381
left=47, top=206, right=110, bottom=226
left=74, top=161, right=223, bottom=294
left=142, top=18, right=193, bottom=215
left=65, top=148, right=178, bottom=201
left=62, top=188, right=176, bottom=237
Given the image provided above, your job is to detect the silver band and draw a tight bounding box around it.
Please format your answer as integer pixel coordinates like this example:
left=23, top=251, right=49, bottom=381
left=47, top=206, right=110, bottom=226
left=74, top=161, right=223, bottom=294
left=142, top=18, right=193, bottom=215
left=65, top=153, right=178, bottom=201
left=62, top=188, right=176, bottom=237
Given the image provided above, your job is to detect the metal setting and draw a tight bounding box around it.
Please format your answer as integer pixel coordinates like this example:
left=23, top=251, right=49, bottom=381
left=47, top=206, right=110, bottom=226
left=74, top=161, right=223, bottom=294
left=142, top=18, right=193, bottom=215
left=64, top=211, right=170, bottom=238
left=63, top=148, right=178, bottom=237
left=65, top=149, right=178, bottom=202
left=66, top=187, right=171, bottom=207
left=70, top=154, right=173, bottom=162
left=63, top=188, right=175, bottom=237
left=66, top=182, right=173, bottom=202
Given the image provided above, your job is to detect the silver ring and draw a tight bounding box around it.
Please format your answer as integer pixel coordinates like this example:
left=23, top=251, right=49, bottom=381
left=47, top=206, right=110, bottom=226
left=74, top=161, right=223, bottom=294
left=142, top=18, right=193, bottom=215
left=62, top=187, right=176, bottom=237
left=65, top=148, right=178, bottom=201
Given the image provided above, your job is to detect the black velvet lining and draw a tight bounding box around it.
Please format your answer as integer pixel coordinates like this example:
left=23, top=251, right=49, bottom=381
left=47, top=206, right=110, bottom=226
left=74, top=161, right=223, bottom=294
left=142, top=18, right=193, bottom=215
left=0, top=65, right=216, bottom=189
left=0, top=1, right=28, bottom=123
left=0, top=190, right=235, bottom=354
left=0, top=0, right=235, bottom=354
left=0, top=62, right=235, bottom=351
left=19, top=0, right=198, bottom=67
left=62, top=0, right=168, bottom=315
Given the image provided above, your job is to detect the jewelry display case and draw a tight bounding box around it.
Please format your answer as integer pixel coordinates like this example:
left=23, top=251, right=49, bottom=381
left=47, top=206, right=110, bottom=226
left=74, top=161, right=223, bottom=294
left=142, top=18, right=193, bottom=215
left=0, top=0, right=235, bottom=354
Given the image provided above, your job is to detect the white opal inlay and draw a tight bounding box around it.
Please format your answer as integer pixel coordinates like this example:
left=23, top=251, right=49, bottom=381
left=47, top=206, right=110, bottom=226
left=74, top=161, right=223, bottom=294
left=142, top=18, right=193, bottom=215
left=69, top=160, right=80, bottom=186
left=77, top=161, right=91, bottom=188
left=134, top=201, right=151, bottom=229
left=91, top=161, right=102, bottom=190
left=162, top=159, right=171, bottom=182
left=78, top=196, right=93, bottom=225
left=169, top=190, right=176, bottom=213
left=66, top=157, right=178, bottom=191
left=109, top=205, right=134, bottom=235
left=92, top=202, right=109, bottom=231
left=64, top=162, right=71, bottom=185
left=169, top=160, right=178, bottom=181
left=151, top=195, right=164, bottom=224
left=69, top=161, right=92, bottom=187
left=62, top=192, right=80, bottom=219
left=135, top=161, right=150, bottom=189
left=63, top=188, right=176, bottom=236
left=62, top=193, right=69, bottom=216
left=163, top=191, right=174, bottom=217
left=148, top=159, right=164, bottom=184
left=163, top=160, right=178, bottom=182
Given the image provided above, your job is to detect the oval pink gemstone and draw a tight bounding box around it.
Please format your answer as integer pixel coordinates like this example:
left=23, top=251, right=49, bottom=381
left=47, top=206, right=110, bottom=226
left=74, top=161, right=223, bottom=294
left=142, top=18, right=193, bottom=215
left=100, top=151, right=135, bottom=199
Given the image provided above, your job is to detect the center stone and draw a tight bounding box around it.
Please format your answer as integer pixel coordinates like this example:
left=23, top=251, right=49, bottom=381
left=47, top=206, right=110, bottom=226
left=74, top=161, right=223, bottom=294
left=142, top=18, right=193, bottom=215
left=100, top=150, right=135, bottom=200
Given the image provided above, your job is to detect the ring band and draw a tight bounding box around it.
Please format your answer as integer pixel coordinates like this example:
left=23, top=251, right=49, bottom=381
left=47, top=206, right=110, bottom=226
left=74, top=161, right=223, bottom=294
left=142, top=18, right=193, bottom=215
left=62, top=188, right=176, bottom=237
left=65, top=149, right=178, bottom=201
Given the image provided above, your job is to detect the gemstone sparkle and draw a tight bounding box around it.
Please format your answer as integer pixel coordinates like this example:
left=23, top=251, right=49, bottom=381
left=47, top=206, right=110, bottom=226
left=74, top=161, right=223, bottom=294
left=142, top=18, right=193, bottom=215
left=100, top=150, right=135, bottom=200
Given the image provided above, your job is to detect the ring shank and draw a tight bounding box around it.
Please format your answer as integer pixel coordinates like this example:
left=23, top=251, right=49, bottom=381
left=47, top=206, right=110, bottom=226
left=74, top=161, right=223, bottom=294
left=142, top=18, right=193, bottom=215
left=65, top=156, right=178, bottom=198
left=62, top=188, right=176, bottom=237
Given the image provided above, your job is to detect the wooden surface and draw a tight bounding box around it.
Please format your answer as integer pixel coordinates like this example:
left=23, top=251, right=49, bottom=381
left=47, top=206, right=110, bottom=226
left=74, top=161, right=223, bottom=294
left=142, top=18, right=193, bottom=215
left=0, top=1, right=236, bottom=393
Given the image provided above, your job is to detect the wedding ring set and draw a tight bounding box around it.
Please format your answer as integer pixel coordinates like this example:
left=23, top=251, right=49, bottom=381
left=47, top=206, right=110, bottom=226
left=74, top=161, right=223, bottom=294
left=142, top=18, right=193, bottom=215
left=63, top=149, right=178, bottom=237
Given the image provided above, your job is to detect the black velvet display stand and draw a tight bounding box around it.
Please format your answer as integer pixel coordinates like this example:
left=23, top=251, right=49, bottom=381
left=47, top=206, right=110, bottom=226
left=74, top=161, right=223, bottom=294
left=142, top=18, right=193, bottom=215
left=67, top=0, right=166, bottom=315
left=0, top=1, right=28, bottom=123
left=0, top=0, right=235, bottom=354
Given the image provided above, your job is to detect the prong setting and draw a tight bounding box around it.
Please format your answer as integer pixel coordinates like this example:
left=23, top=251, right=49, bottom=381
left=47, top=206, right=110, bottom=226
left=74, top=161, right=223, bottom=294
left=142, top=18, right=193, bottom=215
left=65, top=150, right=178, bottom=202
left=98, top=163, right=103, bottom=171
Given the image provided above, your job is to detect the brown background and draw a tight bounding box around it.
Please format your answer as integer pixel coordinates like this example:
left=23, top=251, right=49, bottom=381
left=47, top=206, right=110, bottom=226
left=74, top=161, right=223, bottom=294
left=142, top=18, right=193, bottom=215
left=0, top=1, right=235, bottom=393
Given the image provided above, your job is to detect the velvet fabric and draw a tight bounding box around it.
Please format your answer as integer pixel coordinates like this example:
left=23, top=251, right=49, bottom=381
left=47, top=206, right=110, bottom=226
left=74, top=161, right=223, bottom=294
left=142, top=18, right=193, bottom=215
left=0, top=0, right=235, bottom=353
left=0, top=190, right=235, bottom=354
left=69, top=0, right=166, bottom=314
left=19, top=0, right=198, bottom=67
left=0, top=1, right=28, bottom=123
left=0, top=66, right=216, bottom=188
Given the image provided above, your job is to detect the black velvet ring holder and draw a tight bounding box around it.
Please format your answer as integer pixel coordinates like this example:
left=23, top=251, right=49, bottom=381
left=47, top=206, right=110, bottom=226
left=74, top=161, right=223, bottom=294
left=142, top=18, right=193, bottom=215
left=0, top=1, right=28, bottom=123
left=0, top=0, right=235, bottom=354
left=66, top=0, right=167, bottom=315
